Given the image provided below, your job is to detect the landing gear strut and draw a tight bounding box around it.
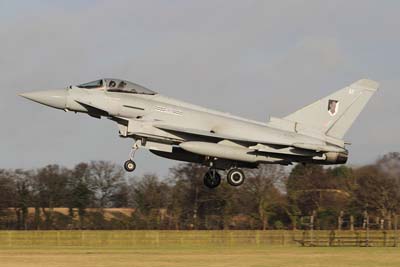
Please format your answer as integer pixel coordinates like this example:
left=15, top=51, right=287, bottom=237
left=203, top=169, right=221, bottom=189
left=124, top=140, right=141, bottom=172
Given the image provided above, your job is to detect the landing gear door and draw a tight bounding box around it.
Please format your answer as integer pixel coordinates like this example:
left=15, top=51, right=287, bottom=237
left=143, top=141, right=173, bottom=153
left=117, top=123, right=128, bottom=137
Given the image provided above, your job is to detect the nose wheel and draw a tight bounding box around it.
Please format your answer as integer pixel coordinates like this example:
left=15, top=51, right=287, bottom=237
left=203, top=169, right=221, bottom=189
left=124, top=160, right=136, bottom=172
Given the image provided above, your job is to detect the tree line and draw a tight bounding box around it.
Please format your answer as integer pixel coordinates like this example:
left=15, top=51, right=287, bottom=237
left=1, top=152, right=400, bottom=230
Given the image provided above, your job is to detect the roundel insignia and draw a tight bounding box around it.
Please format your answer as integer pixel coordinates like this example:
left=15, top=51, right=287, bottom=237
left=328, top=100, right=339, bottom=116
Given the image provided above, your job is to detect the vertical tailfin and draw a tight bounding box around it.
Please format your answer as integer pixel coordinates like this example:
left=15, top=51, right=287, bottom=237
left=284, top=79, right=379, bottom=139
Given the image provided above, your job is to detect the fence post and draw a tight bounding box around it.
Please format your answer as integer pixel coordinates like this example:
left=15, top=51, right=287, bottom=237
left=310, top=211, right=315, bottom=246
left=383, top=231, right=387, bottom=247
left=329, top=230, right=335, bottom=247
left=355, top=231, right=360, bottom=247
left=394, top=215, right=398, bottom=247
left=301, top=231, right=306, bottom=247
left=364, top=211, right=369, bottom=247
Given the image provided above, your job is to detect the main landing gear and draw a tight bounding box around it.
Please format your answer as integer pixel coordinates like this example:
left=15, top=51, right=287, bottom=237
left=203, top=169, right=221, bottom=188
left=124, top=140, right=140, bottom=172
left=203, top=167, right=246, bottom=189
left=226, top=168, right=245, bottom=186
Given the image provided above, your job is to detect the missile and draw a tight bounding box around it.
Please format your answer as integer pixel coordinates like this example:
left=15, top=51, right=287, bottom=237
left=179, top=141, right=348, bottom=165
left=179, top=141, right=282, bottom=163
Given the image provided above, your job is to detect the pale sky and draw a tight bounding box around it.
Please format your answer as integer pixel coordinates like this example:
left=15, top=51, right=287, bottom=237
left=1, top=0, right=399, bottom=176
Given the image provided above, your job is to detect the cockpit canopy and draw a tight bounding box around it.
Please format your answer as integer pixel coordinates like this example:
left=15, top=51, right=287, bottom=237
left=77, top=79, right=157, bottom=95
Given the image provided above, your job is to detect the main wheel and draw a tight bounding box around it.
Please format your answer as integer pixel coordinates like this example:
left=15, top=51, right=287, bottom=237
left=227, top=168, right=245, bottom=186
left=124, top=160, right=136, bottom=172
left=203, top=170, right=221, bottom=189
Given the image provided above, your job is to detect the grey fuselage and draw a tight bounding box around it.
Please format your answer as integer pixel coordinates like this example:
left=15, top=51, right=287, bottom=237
left=22, top=77, right=381, bottom=171
left=63, top=84, right=346, bottom=169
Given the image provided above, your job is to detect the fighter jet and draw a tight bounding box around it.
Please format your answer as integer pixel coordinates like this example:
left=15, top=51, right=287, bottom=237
left=19, top=78, right=379, bottom=188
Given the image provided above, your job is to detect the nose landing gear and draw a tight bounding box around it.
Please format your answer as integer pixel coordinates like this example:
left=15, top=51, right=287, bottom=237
left=123, top=140, right=141, bottom=172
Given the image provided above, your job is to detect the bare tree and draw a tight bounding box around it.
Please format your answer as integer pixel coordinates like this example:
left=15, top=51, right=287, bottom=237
left=377, top=153, right=400, bottom=186
left=241, top=165, right=286, bottom=230
left=0, top=170, right=15, bottom=220
left=352, top=165, right=399, bottom=220
left=32, top=165, right=69, bottom=229
left=168, top=163, right=208, bottom=229
left=89, top=161, right=125, bottom=208
left=67, top=163, right=95, bottom=228
left=11, top=169, right=34, bottom=230
left=130, top=174, right=170, bottom=229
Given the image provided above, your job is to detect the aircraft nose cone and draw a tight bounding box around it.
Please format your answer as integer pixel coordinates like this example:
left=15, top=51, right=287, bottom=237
left=19, top=89, right=67, bottom=110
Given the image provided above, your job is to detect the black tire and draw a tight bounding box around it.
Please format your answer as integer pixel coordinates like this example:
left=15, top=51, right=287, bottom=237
left=124, top=160, right=136, bottom=172
left=203, top=170, right=221, bottom=189
left=227, top=168, right=245, bottom=186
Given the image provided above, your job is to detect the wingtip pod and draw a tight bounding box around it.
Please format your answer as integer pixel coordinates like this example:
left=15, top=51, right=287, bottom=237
left=351, top=79, right=379, bottom=91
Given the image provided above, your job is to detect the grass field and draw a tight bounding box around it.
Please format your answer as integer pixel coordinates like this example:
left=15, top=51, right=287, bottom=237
left=1, top=246, right=400, bottom=267
left=0, top=231, right=399, bottom=267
